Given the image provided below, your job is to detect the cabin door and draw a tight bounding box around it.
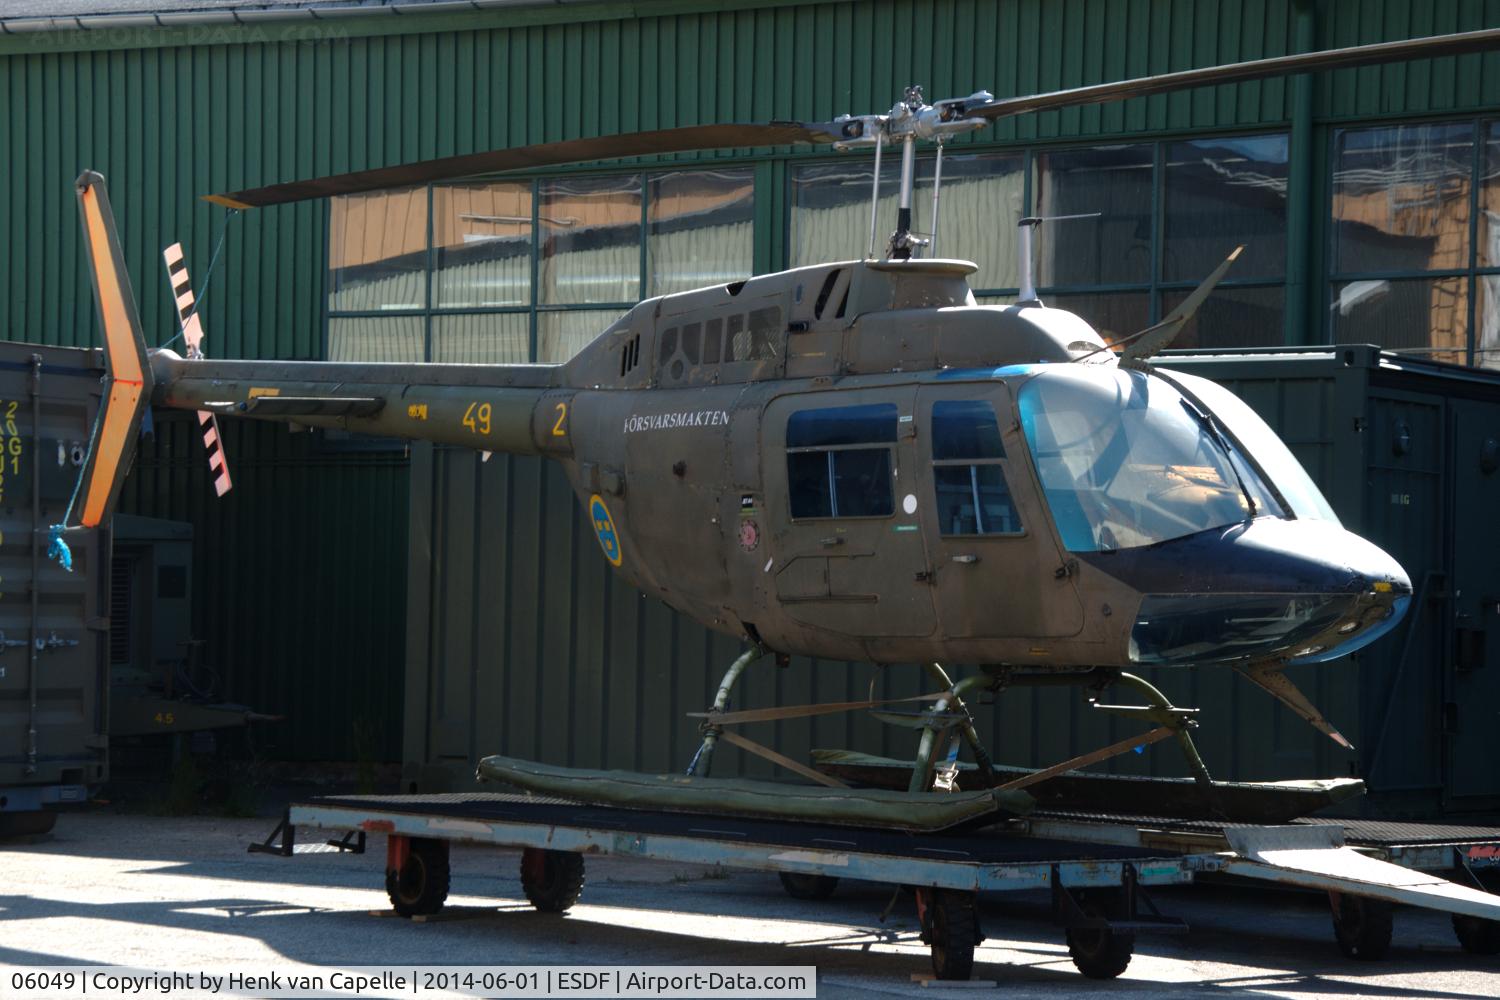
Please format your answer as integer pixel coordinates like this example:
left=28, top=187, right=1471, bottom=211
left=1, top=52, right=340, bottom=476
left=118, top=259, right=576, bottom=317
left=762, top=387, right=936, bottom=639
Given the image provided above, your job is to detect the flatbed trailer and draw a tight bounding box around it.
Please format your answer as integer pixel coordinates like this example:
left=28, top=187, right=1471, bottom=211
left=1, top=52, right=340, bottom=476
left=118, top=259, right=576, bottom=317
left=253, top=792, right=1500, bottom=982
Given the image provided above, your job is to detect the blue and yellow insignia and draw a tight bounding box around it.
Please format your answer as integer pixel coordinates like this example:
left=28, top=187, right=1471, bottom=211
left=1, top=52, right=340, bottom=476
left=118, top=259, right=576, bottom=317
left=589, top=494, right=623, bottom=567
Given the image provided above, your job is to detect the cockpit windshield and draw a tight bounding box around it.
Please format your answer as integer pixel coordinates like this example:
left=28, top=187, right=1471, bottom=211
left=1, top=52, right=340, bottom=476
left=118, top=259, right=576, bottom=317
left=1018, top=367, right=1284, bottom=552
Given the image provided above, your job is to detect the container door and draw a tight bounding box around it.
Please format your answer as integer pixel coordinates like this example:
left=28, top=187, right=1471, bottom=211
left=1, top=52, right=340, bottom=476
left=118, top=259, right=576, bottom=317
left=1447, top=399, right=1500, bottom=801
left=762, top=388, right=935, bottom=638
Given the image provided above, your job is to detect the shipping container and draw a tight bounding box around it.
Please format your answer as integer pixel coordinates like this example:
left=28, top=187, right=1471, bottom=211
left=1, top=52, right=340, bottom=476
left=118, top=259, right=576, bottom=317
left=403, top=345, right=1500, bottom=818
left=0, top=343, right=109, bottom=835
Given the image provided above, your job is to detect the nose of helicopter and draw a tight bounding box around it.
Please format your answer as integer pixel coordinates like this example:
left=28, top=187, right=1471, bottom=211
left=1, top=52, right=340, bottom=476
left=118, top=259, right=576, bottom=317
left=1076, top=518, right=1412, bottom=667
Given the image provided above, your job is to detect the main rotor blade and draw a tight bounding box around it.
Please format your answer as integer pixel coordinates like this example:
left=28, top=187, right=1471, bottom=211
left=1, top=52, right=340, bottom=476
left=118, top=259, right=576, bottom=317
left=964, top=27, right=1500, bottom=122
left=205, top=121, right=844, bottom=208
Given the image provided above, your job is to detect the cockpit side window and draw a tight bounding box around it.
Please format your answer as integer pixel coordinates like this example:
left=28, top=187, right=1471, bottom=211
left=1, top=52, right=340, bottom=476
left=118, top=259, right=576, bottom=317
left=786, top=403, right=897, bottom=519
left=931, top=400, right=1024, bottom=535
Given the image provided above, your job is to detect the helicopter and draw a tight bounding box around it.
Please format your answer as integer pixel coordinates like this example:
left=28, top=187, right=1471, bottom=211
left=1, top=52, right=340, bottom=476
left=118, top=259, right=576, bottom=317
left=61, top=26, right=1500, bottom=808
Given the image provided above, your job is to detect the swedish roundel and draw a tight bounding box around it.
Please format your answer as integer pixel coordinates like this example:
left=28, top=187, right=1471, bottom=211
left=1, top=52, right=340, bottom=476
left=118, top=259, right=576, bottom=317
left=589, top=494, right=623, bottom=566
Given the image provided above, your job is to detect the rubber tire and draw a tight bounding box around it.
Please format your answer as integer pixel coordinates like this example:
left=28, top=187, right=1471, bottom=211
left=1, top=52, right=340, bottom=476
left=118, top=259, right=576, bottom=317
left=0, top=810, right=57, bottom=838
left=385, top=838, right=450, bottom=917
left=1331, top=895, right=1393, bottom=961
left=928, top=890, right=978, bottom=982
left=1066, top=899, right=1135, bottom=980
left=779, top=872, right=839, bottom=901
left=520, top=848, right=585, bottom=913
left=1453, top=913, right=1500, bottom=956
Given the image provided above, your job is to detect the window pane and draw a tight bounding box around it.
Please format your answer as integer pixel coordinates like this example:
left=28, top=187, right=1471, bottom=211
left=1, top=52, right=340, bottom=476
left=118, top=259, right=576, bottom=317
left=934, top=465, right=1023, bottom=535
left=1332, top=122, right=1473, bottom=274
left=328, top=316, right=424, bottom=362
left=789, top=155, right=1025, bottom=288
left=787, top=404, right=898, bottom=448
left=932, top=400, right=1005, bottom=459
left=921, top=152, right=1025, bottom=289
left=1480, top=122, right=1500, bottom=268
left=1034, top=144, right=1153, bottom=287
left=787, top=451, right=832, bottom=518
left=790, top=160, right=902, bottom=267
left=431, top=313, right=529, bottom=364
left=648, top=168, right=754, bottom=295
left=1164, top=135, right=1288, bottom=281
left=832, top=449, right=893, bottom=517
left=1330, top=276, right=1467, bottom=364
left=538, top=309, right=623, bottom=363
left=1479, top=274, right=1500, bottom=370
left=328, top=188, right=427, bottom=311
left=1045, top=292, right=1150, bottom=344
left=1159, top=285, right=1285, bottom=350
left=539, top=175, right=641, bottom=304
left=433, top=183, right=532, bottom=308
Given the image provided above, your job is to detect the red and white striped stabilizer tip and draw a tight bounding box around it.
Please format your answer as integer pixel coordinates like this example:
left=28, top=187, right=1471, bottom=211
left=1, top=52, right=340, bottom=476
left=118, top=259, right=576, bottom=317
left=162, top=242, right=232, bottom=497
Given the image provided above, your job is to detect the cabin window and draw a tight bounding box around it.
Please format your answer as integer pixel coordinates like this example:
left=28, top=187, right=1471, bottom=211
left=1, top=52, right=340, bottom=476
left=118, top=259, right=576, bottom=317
left=731, top=307, right=782, bottom=362
left=931, top=400, right=1023, bottom=535
left=786, top=404, right=897, bottom=519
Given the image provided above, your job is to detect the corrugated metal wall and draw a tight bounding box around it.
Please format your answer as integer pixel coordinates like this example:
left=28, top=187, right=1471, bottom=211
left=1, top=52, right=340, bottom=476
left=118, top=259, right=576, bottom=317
left=118, top=419, right=408, bottom=760
left=5, top=0, right=1500, bottom=762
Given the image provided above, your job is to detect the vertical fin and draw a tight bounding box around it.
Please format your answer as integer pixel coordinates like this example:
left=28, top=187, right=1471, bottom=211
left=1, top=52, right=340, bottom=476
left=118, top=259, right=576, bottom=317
left=162, top=241, right=232, bottom=497
left=70, top=170, right=154, bottom=529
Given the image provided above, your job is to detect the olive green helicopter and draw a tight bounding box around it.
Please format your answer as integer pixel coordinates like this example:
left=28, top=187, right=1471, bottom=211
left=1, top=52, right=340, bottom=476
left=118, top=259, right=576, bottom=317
left=60, top=26, right=1500, bottom=827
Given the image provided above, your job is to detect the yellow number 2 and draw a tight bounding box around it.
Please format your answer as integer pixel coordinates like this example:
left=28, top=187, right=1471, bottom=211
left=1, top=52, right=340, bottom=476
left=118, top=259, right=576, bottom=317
left=552, top=402, right=568, bottom=437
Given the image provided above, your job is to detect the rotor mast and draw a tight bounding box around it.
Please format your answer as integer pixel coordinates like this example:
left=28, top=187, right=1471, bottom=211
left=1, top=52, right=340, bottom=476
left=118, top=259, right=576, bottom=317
left=834, top=86, right=992, bottom=260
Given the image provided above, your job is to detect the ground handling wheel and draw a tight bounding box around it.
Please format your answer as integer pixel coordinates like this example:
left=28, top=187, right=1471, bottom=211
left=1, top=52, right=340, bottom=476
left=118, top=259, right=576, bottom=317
left=1330, top=893, right=1392, bottom=961
left=385, top=837, right=450, bottom=917
left=918, top=888, right=980, bottom=981
left=520, top=848, right=585, bottom=913
left=1453, top=913, right=1500, bottom=956
left=1065, top=895, right=1135, bottom=980
left=778, top=872, right=839, bottom=901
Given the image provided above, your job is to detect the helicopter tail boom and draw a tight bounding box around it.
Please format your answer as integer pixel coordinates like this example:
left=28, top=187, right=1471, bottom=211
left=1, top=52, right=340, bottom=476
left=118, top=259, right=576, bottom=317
left=147, top=351, right=555, bottom=456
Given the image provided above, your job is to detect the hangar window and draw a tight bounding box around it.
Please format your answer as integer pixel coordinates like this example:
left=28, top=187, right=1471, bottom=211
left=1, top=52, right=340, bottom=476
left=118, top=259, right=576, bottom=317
left=789, top=135, right=1288, bottom=352
left=930, top=400, right=1023, bottom=536
left=1329, top=120, right=1500, bottom=369
left=327, top=168, right=754, bottom=365
left=786, top=404, right=898, bottom=519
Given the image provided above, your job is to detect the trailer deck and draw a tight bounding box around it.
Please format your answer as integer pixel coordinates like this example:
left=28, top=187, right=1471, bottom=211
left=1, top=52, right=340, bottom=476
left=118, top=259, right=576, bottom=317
left=252, top=791, right=1500, bottom=982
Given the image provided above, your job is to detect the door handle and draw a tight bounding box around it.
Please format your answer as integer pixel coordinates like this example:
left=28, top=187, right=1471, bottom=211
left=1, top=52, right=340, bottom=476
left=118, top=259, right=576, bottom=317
left=820, top=536, right=844, bottom=548
left=951, top=554, right=979, bottom=565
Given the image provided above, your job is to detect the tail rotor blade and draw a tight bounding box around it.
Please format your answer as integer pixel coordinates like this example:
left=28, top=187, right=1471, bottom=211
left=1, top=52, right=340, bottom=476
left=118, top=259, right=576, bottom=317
left=162, top=242, right=234, bottom=498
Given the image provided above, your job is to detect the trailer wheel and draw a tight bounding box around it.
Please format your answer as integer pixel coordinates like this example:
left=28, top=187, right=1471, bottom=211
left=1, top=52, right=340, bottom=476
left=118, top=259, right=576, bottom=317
left=1066, top=898, right=1135, bottom=980
left=778, top=872, right=839, bottom=901
left=927, top=890, right=978, bottom=981
left=1331, top=894, right=1392, bottom=961
left=385, top=838, right=450, bottom=917
left=0, top=810, right=57, bottom=838
left=520, top=848, right=585, bottom=913
left=1453, top=914, right=1500, bottom=956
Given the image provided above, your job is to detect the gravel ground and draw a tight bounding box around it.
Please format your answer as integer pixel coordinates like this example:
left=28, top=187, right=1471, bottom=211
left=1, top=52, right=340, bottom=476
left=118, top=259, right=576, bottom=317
left=1, top=812, right=1498, bottom=999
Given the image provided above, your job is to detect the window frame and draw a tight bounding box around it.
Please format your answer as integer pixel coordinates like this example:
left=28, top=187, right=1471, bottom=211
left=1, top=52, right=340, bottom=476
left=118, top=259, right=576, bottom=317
left=1323, top=115, right=1500, bottom=367
left=784, top=403, right=900, bottom=522
left=324, top=165, right=756, bottom=364
left=928, top=399, right=1026, bottom=538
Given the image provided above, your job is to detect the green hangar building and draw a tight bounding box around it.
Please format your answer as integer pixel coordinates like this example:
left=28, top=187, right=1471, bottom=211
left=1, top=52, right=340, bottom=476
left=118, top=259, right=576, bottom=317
left=2, top=0, right=1499, bottom=808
